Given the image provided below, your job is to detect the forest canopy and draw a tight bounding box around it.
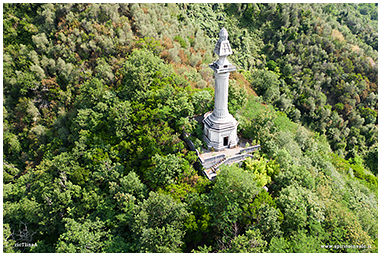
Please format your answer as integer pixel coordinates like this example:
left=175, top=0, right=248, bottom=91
left=3, top=3, right=378, bottom=253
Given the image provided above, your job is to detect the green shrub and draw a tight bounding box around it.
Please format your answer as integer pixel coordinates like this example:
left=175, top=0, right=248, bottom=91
left=174, top=35, right=187, bottom=48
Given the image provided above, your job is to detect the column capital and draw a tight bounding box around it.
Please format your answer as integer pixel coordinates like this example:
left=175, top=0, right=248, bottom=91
left=210, top=27, right=236, bottom=73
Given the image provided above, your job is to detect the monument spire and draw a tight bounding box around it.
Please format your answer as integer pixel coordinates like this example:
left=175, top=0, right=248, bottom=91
left=203, top=27, right=239, bottom=151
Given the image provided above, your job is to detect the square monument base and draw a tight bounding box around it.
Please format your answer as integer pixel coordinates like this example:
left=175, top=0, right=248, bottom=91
left=203, top=113, right=239, bottom=151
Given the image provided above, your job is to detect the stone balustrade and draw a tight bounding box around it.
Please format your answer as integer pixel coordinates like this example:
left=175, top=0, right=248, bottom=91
left=183, top=130, right=261, bottom=181
left=202, top=154, right=226, bottom=169
left=239, top=145, right=261, bottom=154
left=219, top=154, right=254, bottom=167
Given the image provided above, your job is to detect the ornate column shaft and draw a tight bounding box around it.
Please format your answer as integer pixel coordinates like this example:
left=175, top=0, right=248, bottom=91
left=213, top=72, right=230, bottom=119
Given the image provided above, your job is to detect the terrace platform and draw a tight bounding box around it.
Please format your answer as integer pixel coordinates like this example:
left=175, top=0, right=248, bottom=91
left=198, top=138, right=260, bottom=180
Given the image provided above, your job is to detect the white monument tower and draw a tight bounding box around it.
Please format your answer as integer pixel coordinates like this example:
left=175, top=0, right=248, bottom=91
left=203, top=27, right=239, bottom=151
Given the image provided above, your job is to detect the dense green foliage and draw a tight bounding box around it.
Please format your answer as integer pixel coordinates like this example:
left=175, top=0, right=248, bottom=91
left=3, top=3, right=377, bottom=253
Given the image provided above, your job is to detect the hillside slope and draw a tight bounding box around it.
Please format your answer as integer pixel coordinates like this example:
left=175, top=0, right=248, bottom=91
left=3, top=3, right=378, bottom=253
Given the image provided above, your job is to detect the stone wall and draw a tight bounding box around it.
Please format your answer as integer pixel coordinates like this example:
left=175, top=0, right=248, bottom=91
left=183, top=132, right=196, bottom=151
left=220, top=154, right=254, bottom=166
left=183, top=131, right=261, bottom=180
left=202, top=154, right=226, bottom=169
left=239, top=145, right=261, bottom=154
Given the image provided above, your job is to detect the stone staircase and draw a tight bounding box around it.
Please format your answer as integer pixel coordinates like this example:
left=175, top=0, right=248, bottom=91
left=204, top=157, right=227, bottom=180
left=204, top=154, right=256, bottom=180
left=185, top=133, right=261, bottom=180
left=210, top=157, right=226, bottom=173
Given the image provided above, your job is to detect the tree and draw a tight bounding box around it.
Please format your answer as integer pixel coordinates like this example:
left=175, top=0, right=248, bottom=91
left=323, top=200, right=374, bottom=252
left=212, top=164, right=260, bottom=209
left=130, top=191, right=189, bottom=253
left=56, top=217, right=111, bottom=253
left=250, top=69, right=280, bottom=103
left=108, top=100, right=133, bottom=140
left=269, top=230, right=327, bottom=253
left=106, top=171, right=148, bottom=217
left=119, top=49, right=173, bottom=100
left=276, top=40, right=285, bottom=55
left=3, top=224, right=16, bottom=253
left=15, top=97, right=40, bottom=129
left=243, top=156, right=280, bottom=187
left=161, top=89, right=195, bottom=121
left=275, top=93, right=293, bottom=112
left=3, top=132, right=21, bottom=156
left=228, top=79, right=247, bottom=114
left=277, top=184, right=325, bottom=234
left=183, top=193, right=212, bottom=250
left=273, top=165, right=315, bottom=193
left=146, top=153, right=189, bottom=189
left=192, top=90, right=213, bottom=115
left=209, top=165, right=261, bottom=244
left=74, top=78, right=109, bottom=109
left=119, top=171, right=148, bottom=201
left=364, top=146, right=378, bottom=176
left=255, top=204, right=283, bottom=242
left=226, top=228, right=267, bottom=253
left=94, top=58, right=114, bottom=84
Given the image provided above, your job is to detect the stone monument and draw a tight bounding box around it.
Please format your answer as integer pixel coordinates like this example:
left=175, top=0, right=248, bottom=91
left=203, top=27, right=239, bottom=151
